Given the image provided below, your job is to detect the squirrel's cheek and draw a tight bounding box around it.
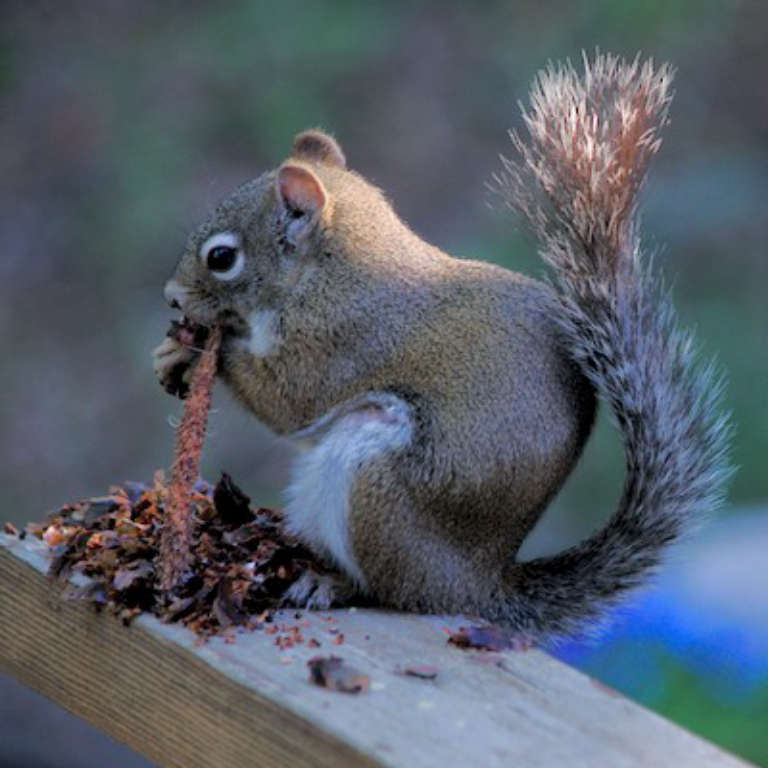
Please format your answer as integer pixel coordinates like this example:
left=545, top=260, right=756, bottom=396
left=243, top=308, right=281, bottom=358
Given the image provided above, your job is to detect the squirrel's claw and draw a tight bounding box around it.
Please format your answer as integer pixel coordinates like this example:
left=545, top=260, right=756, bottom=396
left=152, top=336, right=199, bottom=399
left=281, top=570, right=356, bottom=611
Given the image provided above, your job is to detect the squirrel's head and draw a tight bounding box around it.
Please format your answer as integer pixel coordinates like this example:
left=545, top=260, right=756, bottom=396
left=164, top=129, right=351, bottom=334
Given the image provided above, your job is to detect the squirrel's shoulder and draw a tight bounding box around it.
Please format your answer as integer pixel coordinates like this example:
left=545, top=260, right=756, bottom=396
left=430, top=255, right=557, bottom=324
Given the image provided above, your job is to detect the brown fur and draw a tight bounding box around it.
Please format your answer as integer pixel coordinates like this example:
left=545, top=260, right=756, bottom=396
left=156, top=55, right=730, bottom=640
left=159, top=143, right=595, bottom=616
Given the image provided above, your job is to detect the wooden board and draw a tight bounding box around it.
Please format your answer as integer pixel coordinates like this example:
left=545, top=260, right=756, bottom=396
left=0, top=534, right=749, bottom=768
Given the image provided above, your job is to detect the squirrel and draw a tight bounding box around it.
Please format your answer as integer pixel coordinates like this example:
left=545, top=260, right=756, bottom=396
left=153, top=53, right=731, bottom=641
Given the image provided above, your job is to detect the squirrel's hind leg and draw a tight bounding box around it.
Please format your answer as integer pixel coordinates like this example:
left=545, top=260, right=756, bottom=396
left=282, top=391, right=415, bottom=597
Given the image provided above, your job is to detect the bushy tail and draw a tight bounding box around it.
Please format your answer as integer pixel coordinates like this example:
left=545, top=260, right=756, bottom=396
left=494, top=53, right=732, bottom=640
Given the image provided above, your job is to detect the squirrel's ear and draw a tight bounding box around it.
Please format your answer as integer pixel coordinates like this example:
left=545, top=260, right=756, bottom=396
left=276, top=164, right=327, bottom=245
left=292, top=129, right=346, bottom=169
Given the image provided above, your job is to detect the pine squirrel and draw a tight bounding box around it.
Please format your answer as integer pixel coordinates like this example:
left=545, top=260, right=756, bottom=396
left=153, top=53, right=731, bottom=641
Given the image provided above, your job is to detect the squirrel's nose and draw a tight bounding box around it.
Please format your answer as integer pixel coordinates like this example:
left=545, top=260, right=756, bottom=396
left=164, top=280, right=187, bottom=310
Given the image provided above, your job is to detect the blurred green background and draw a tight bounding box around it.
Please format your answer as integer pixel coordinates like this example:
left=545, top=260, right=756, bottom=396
left=1, top=1, right=766, bottom=765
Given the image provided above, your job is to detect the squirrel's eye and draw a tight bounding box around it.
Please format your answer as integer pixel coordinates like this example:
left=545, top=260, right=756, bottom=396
left=206, top=245, right=238, bottom=272
left=199, top=233, right=244, bottom=281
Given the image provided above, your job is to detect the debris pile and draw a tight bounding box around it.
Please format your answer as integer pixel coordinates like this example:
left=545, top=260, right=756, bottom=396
left=18, top=472, right=327, bottom=637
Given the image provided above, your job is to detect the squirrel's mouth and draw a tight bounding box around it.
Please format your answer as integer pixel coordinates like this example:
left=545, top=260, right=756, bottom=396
left=168, top=317, right=210, bottom=350
left=168, top=311, right=249, bottom=350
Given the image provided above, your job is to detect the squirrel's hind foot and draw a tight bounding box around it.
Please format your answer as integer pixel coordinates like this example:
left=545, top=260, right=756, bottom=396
left=282, top=569, right=357, bottom=611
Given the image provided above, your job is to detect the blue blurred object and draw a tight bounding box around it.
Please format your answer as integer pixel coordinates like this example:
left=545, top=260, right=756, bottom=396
left=552, top=509, right=768, bottom=711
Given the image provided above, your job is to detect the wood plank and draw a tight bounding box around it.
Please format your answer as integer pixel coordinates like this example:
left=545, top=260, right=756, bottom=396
left=0, top=534, right=749, bottom=768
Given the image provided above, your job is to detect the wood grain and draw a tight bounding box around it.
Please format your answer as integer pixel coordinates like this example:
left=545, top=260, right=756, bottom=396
left=0, top=534, right=749, bottom=768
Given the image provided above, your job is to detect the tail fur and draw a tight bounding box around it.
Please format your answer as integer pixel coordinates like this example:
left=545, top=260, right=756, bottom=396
left=494, top=53, right=732, bottom=640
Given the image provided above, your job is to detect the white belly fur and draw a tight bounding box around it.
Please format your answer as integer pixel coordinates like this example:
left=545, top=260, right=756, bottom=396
left=283, top=393, right=413, bottom=589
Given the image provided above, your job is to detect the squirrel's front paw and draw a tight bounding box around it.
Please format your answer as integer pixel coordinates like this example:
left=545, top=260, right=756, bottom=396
left=282, top=570, right=356, bottom=610
left=152, top=337, right=200, bottom=399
